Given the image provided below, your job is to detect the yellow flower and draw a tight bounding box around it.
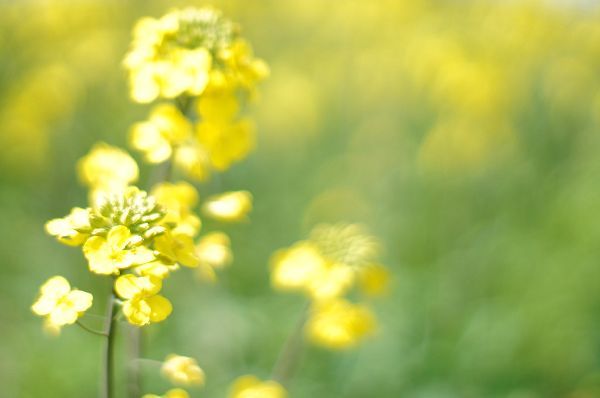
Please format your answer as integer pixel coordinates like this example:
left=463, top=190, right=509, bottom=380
left=154, top=230, right=200, bottom=267
left=143, top=388, right=189, bottom=398
left=162, top=354, right=205, bottom=386
left=45, top=207, right=90, bottom=246
left=31, top=276, right=93, bottom=331
left=228, top=375, right=286, bottom=398
left=309, top=223, right=380, bottom=269
left=130, top=104, right=192, bottom=163
left=77, top=142, right=139, bottom=192
left=152, top=181, right=201, bottom=236
left=174, top=144, right=211, bottom=181
left=115, top=274, right=172, bottom=326
left=83, top=226, right=154, bottom=275
left=135, top=261, right=179, bottom=280
left=305, top=299, right=376, bottom=350
left=270, top=242, right=354, bottom=300
left=202, top=191, right=252, bottom=222
left=124, top=8, right=266, bottom=103
left=195, top=232, right=232, bottom=282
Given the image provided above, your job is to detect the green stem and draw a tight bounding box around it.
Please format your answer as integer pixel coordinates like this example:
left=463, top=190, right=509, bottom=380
left=128, top=326, right=143, bottom=398
left=76, top=320, right=107, bottom=337
left=271, top=302, right=310, bottom=387
left=102, top=293, right=118, bottom=398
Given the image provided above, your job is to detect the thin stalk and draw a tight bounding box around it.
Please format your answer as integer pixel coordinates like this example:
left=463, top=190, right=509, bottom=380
left=76, top=320, right=107, bottom=337
left=271, top=302, right=310, bottom=387
left=102, top=293, right=118, bottom=398
left=127, top=326, right=143, bottom=398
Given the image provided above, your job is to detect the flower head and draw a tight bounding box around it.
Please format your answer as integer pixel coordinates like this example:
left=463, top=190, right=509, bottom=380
left=228, top=375, right=286, bottom=398
left=45, top=207, right=91, bottom=246
left=31, top=276, right=93, bottom=332
left=115, top=274, right=172, bottom=326
left=202, top=191, right=252, bottom=222
left=162, top=354, right=205, bottom=386
left=124, top=7, right=266, bottom=103
left=195, top=232, right=232, bottom=281
left=305, top=299, right=376, bottom=350
left=77, top=143, right=139, bottom=198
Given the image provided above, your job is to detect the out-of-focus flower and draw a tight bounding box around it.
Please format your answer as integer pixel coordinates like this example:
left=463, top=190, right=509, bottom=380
left=195, top=232, right=232, bottom=281
left=130, top=104, right=193, bottom=163
left=31, top=276, right=93, bottom=332
left=77, top=143, right=139, bottom=198
left=305, top=298, right=376, bottom=350
left=152, top=181, right=201, bottom=236
left=228, top=375, right=287, bottom=398
left=270, top=224, right=388, bottom=300
left=143, top=388, right=189, bottom=398
left=162, top=354, right=205, bottom=386
left=202, top=191, right=252, bottom=222
left=196, top=91, right=255, bottom=170
left=124, top=7, right=267, bottom=103
left=174, top=144, right=212, bottom=181
left=83, top=225, right=154, bottom=275
left=115, top=274, right=172, bottom=326
left=45, top=207, right=91, bottom=246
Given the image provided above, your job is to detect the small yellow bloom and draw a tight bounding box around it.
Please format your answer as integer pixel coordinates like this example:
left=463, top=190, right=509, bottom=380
left=135, top=261, right=179, bottom=279
left=122, top=295, right=173, bottom=326
left=143, top=388, right=190, bottom=398
left=77, top=142, right=139, bottom=192
left=270, top=242, right=354, bottom=300
left=154, top=230, right=200, bottom=267
left=115, top=274, right=172, bottom=326
left=152, top=181, right=201, bottom=236
left=174, top=144, right=211, bottom=181
left=130, top=104, right=192, bottom=164
left=305, top=299, right=376, bottom=350
left=228, top=375, right=286, bottom=398
left=162, top=354, right=205, bottom=386
left=195, top=232, right=232, bottom=282
left=45, top=207, right=90, bottom=246
left=31, top=276, right=93, bottom=331
left=83, top=226, right=154, bottom=275
left=202, top=191, right=252, bottom=222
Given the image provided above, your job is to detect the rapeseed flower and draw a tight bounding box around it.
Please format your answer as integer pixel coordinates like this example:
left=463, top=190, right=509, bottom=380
left=161, top=354, right=205, bottom=386
left=202, top=191, right=252, bottom=222
left=195, top=231, right=232, bottom=281
left=151, top=181, right=201, bottom=236
left=31, top=276, right=93, bottom=332
left=45, top=207, right=91, bottom=246
left=305, top=299, right=376, bottom=350
left=115, top=274, right=172, bottom=326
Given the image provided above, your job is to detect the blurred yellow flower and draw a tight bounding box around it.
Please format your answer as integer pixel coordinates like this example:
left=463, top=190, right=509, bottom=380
left=83, top=225, right=154, bottom=275
left=77, top=142, right=139, bottom=194
left=130, top=104, right=192, bottom=163
left=124, top=7, right=267, bottom=103
left=135, top=261, right=179, bottom=280
left=162, top=354, right=205, bottom=386
left=195, top=232, right=232, bottom=281
left=270, top=242, right=355, bottom=300
left=174, top=144, right=211, bottom=181
left=229, top=375, right=286, bottom=398
left=45, top=207, right=90, bottom=246
left=202, top=191, right=252, bottom=222
left=309, top=223, right=380, bottom=269
left=152, top=181, right=201, bottom=236
left=31, top=276, right=93, bottom=331
left=305, top=299, right=376, bottom=350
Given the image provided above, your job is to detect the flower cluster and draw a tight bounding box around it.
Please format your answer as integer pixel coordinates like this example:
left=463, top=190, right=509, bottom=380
left=125, top=7, right=268, bottom=181
left=270, top=223, right=389, bottom=349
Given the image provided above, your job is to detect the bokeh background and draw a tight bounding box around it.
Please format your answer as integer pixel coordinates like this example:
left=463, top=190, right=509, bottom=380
left=2, top=0, right=600, bottom=397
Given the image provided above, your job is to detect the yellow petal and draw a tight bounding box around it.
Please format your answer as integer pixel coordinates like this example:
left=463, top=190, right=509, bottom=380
left=147, top=295, right=172, bottom=322
left=67, top=290, right=93, bottom=312
left=107, top=225, right=132, bottom=249
left=202, top=191, right=252, bottom=222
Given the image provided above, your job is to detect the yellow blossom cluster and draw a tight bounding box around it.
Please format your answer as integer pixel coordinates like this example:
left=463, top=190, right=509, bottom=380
left=124, top=7, right=268, bottom=180
left=36, top=142, right=249, bottom=329
left=270, top=223, right=389, bottom=349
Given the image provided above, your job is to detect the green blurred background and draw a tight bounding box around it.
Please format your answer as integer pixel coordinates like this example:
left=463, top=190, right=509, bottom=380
left=2, top=0, right=600, bottom=397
